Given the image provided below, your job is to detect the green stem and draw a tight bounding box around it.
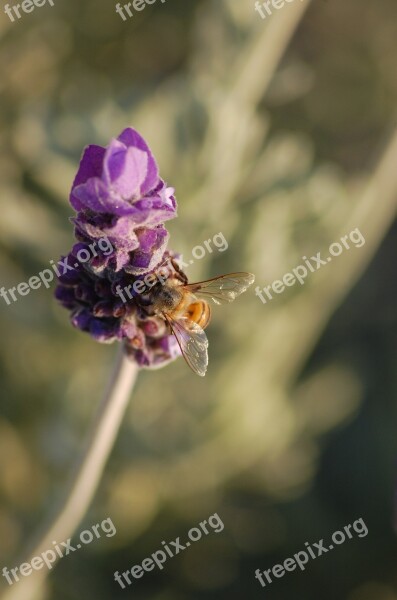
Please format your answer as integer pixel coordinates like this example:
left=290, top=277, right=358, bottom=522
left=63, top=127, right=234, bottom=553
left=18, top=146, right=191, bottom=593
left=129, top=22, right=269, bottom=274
left=1, top=347, right=138, bottom=600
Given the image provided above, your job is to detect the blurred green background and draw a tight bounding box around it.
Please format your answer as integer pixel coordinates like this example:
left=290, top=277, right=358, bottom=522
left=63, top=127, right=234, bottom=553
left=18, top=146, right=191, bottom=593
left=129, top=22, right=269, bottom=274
left=0, top=0, right=397, bottom=598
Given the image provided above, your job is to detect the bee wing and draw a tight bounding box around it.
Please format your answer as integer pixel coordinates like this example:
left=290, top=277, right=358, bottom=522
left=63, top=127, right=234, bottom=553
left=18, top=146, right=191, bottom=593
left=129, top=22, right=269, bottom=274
left=184, top=272, right=255, bottom=305
left=164, top=315, right=209, bottom=377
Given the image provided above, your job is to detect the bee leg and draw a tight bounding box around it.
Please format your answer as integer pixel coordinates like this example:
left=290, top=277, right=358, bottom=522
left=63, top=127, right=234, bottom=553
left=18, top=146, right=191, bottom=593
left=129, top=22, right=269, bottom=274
left=171, top=258, right=188, bottom=284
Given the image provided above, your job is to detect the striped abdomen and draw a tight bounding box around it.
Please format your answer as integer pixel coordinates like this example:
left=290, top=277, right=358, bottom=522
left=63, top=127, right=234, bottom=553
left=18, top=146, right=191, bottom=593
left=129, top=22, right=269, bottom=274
left=185, top=300, right=211, bottom=329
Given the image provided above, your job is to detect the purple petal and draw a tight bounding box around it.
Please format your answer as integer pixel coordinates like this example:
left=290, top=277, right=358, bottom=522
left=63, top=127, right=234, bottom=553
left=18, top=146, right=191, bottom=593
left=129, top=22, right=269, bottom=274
left=103, top=139, right=149, bottom=200
left=55, top=285, right=77, bottom=308
left=72, top=178, right=117, bottom=213
left=71, top=309, right=92, bottom=331
left=70, top=145, right=106, bottom=211
left=89, top=318, right=119, bottom=343
left=136, top=228, right=159, bottom=253
left=117, top=128, right=159, bottom=194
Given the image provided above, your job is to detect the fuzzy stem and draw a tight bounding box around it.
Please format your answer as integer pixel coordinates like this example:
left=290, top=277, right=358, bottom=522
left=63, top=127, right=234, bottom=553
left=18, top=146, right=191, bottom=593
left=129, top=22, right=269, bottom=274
left=1, top=346, right=138, bottom=600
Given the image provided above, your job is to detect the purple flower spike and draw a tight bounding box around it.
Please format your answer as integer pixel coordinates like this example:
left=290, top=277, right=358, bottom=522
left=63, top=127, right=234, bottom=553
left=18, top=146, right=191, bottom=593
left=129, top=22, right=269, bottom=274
left=70, top=128, right=176, bottom=274
left=56, top=128, right=182, bottom=371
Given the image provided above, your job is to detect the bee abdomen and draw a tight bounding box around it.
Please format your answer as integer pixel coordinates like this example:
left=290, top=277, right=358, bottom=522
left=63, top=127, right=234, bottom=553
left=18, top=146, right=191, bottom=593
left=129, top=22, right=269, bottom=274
left=186, top=301, right=211, bottom=329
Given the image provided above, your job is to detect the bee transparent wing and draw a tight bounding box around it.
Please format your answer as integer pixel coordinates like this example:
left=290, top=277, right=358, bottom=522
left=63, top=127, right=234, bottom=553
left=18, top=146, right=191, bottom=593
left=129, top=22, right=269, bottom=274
left=184, top=272, right=255, bottom=305
left=164, top=315, right=209, bottom=377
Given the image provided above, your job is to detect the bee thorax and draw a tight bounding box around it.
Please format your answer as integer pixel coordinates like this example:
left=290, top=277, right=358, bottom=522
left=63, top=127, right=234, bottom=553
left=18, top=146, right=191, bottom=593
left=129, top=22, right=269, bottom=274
left=152, top=285, right=183, bottom=312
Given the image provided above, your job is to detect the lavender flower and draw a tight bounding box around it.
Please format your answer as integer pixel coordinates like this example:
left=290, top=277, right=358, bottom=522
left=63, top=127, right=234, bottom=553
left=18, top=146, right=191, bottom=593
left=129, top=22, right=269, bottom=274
left=55, top=128, right=181, bottom=370
left=70, top=128, right=176, bottom=274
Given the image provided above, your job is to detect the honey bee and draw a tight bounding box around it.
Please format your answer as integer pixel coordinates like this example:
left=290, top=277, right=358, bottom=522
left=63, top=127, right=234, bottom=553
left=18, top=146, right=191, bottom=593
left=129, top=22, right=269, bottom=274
left=150, top=271, right=255, bottom=376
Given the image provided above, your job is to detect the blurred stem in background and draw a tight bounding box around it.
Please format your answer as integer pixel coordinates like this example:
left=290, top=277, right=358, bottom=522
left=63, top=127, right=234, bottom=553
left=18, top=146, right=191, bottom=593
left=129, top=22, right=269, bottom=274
left=1, top=347, right=138, bottom=600
left=192, top=0, right=313, bottom=226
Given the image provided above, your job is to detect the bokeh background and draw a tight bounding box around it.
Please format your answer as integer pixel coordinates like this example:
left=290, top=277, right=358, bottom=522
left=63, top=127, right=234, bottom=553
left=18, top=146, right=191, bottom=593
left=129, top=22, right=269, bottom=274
left=0, top=0, right=397, bottom=598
